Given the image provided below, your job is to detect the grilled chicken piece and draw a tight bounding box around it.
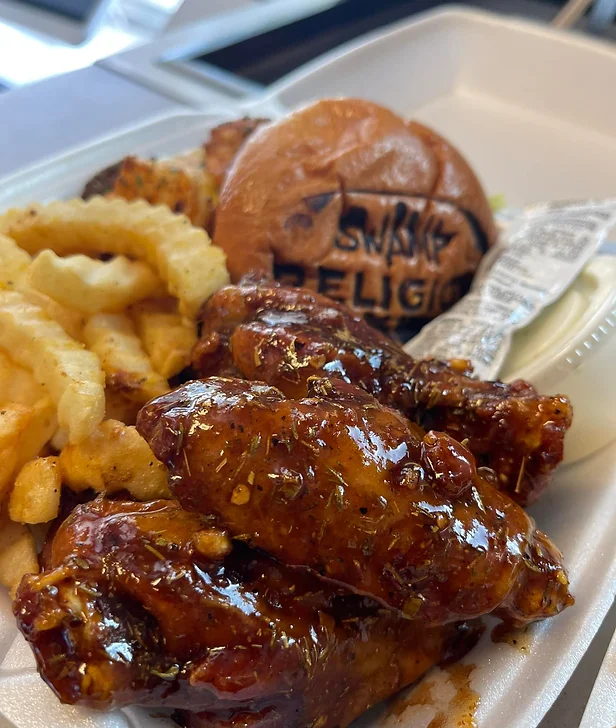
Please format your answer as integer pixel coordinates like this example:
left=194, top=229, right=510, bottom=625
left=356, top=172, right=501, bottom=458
left=14, top=499, right=475, bottom=725
left=82, top=161, right=123, bottom=199
left=138, top=377, right=573, bottom=627
left=191, top=281, right=572, bottom=505
left=83, top=155, right=217, bottom=231
left=82, top=117, right=269, bottom=232
left=204, top=118, right=270, bottom=188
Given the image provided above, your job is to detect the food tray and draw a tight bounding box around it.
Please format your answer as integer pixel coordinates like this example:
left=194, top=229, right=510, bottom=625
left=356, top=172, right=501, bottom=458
left=0, top=107, right=615, bottom=728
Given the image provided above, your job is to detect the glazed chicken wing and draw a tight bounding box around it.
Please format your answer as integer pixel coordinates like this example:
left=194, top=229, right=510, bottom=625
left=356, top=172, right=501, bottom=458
left=138, top=377, right=572, bottom=627
left=192, top=281, right=572, bottom=505
left=14, top=499, right=475, bottom=726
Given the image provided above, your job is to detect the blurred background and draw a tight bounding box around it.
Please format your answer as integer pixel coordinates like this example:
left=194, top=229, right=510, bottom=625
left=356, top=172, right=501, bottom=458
left=0, top=0, right=614, bottom=93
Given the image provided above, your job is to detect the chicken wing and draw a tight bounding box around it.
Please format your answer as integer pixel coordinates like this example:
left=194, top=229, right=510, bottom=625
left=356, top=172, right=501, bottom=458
left=192, top=280, right=572, bottom=505
left=138, top=377, right=573, bottom=627
left=14, top=498, right=475, bottom=726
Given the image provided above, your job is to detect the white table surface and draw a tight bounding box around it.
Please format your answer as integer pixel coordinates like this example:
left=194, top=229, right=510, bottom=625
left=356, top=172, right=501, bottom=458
left=0, top=63, right=614, bottom=728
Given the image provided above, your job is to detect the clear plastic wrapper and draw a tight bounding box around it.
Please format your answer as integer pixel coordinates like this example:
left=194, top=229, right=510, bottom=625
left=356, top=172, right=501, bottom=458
left=404, top=200, right=616, bottom=379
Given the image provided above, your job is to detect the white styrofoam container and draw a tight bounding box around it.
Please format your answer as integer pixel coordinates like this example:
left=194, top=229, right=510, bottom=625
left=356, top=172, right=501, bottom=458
left=500, top=255, right=616, bottom=462
left=0, top=108, right=615, bottom=728
left=580, top=632, right=616, bottom=728
left=0, top=111, right=236, bottom=208
left=256, top=5, right=616, bottom=209
left=579, top=625, right=616, bottom=728
left=104, top=5, right=616, bottom=209
left=0, top=7, right=615, bottom=727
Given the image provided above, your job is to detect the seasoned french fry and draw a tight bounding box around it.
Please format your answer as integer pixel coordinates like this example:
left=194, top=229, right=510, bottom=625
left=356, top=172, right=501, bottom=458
left=0, top=400, right=58, bottom=501
left=0, top=350, right=46, bottom=406
left=9, top=456, right=61, bottom=524
left=19, top=396, right=57, bottom=464
left=28, top=251, right=162, bottom=315
left=19, top=286, right=86, bottom=342
left=130, top=297, right=197, bottom=378
left=0, top=233, right=30, bottom=290
left=0, top=197, right=229, bottom=318
left=0, top=509, right=39, bottom=596
left=0, top=404, right=31, bottom=500
left=83, top=313, right=169, bottom=404
left=0, top=238, right=84, bottom=341
left=0, top=290, right=105, bottom=443
left=59, top=419, right=171, bottom=500
left=50, top=429, right=68, bottom=453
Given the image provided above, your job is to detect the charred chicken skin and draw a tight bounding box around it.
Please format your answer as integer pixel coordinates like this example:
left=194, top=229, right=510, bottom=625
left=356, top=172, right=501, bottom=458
left=138, top=377, right=573, bottom=627
left=191, top=281, right=572, bottom=506
left=14, top=499, right=476, bottom=726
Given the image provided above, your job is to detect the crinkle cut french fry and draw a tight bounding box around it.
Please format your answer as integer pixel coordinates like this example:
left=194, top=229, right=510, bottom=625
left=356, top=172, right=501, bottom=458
left=0, top=235, right=85, bottom=340
left=18, top=286, right=86, bottom=342
left=0, top=404, right=31, bottom=500
left=0, top=508, right=39, bottom=597
left=28, top=251, right=162, bottom=315
left=0, top=233, right=31, bottom=290
left=0, top=400, right=58, bottom=500
left=18, top=397, right=57, bottom=470
left=83, top=312, right=169, bottom=404
left=130, top=298, right=197, bottom=379
left=0, top=198, right=229, bottom=318
left=59, top=419, right=171, bottom=501
left=9, top=456, right=61, bottom=524
left=0, top=290, right=105, bottom=444
left=0, top=350, right=46, bottom=406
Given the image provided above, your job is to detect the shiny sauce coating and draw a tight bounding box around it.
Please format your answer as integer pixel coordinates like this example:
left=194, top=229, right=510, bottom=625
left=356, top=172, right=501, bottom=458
left=138, top=377, right=573, bottom=626
left=15, top=499, right=477, bottom=726
left=192, top=281, right=572, bottom=506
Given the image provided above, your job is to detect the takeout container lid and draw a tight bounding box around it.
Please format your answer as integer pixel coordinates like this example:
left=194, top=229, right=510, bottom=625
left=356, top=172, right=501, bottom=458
left=501, top=255, right=616, bottom=463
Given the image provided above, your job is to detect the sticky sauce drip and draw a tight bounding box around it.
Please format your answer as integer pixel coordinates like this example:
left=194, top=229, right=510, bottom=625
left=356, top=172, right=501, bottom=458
left=388, top=664, right=479, bottom=727
left=390, top=679, right=436, bottom=717
left=435, top=664, right=479, bottom=728
left=491, top=623, right=532, bottom=654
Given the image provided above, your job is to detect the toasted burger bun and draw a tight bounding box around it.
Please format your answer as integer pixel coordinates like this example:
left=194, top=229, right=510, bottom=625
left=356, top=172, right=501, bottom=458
left=214, top=98, right=498, bottom=330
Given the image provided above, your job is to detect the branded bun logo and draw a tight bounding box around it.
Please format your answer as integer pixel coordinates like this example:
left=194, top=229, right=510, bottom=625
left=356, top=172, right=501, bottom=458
left=274, top=191, right=488, bottom=329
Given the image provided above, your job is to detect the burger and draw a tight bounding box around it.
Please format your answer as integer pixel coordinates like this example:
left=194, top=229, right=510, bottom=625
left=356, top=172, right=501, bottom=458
left=213, top=98, right=498, bottom=332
